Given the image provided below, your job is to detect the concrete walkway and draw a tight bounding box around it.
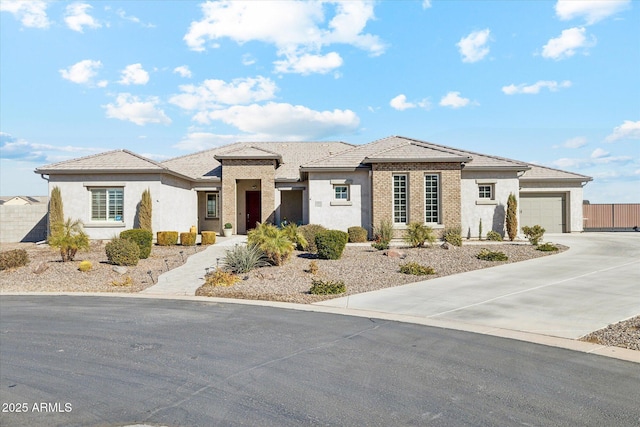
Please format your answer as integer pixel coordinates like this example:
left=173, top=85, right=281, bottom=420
left=140, top=235, right=247, bottom=296
left=315, top=232, right=640, bottom=339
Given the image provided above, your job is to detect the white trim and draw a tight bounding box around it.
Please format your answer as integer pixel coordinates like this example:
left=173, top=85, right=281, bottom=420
left=330, top=179, right=353, bottom=185
left=330, top=200, right=353, bottom=206
left=83, top=182, right=126, bottom=187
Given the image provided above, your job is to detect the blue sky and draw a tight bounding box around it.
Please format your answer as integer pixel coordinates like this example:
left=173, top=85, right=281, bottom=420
left=1, top=0, right=638, bottom=202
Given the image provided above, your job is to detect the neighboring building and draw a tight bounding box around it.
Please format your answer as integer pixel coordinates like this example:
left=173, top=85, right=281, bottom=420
left=0, top=196, right=49, bottom=243
left=34, top=136, right=592, bottom=240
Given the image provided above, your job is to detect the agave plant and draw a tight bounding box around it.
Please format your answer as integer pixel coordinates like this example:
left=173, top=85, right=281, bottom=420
left=222, top=244, right=269, bottom=273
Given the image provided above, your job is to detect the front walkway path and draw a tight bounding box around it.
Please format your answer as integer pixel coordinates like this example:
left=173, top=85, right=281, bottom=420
left=140, top=235, right=247, bottom=296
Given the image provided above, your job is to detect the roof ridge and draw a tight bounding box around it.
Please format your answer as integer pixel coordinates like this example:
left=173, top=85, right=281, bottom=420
left=162, top=141, right=246, bottom=164
left=524, top=162, right=593, bottom=180
left=119, top=149, right=168, bottom=169
left=38, top=148, right=124, bottom=169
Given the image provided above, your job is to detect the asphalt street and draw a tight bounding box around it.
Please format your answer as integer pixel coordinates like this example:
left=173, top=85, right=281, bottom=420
left=1, top=296, right=638, bottom=426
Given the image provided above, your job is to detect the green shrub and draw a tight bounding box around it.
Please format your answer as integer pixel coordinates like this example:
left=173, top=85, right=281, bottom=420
left=78, top=260, right=92, bottom=272
left=138, top=188, right=152, bottom=232
left=522, top=225, right=545, bottom=246
left=477, top=248, right=508, bottom=261
left=49, top=186, right=64, bottom=235
left=372, top=218, right=393, bottom=250
left=120, top=229, right=153, bottom=259
left=48, top=218, right=90, bottom=262
left=180, top=232, right=197, bottom=246
left=205, top=269, right=240, bottom=287
left=441, top=226, right=463, bottom=247
left=105, top=237, right=140, bottom=266
left=223, top=244, right=269, bottom=273
left=537, top=242, right=559, bottom=252
left=347, top=226, right=368, bottom=243
left=298, top=224, right=327, bottom=252
left=399, top=262, right=435, bottom=275
left=309, top=278, right=346, bottom=295
left=281, top=223, right=308, bottom=250
left=506, top=193, right=518, bottom=241
left=315, top=230, right=349, bottom=260
left=404, top=222, right=436, bottom=248
left=201, top=231, right=217, bottom=245
left=248, top=223, right=295, bottom=265
left=486, top=230, right=503, bottom=241
left=157, top=231, right=178, bottom=246
left=0, top=249, right=29, bottom=271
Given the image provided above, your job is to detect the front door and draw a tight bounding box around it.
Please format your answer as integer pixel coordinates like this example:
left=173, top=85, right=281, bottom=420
left=246, top=191, right=261, bottom=232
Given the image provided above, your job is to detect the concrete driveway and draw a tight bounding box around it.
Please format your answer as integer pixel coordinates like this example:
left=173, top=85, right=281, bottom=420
left=316, top=233, right=640, bottom=339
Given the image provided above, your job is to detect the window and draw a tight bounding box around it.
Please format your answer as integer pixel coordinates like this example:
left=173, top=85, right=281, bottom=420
left=206, top=192, right=219, bottom=218
left=91, top=188, right=123, bottom=221
left=424, top=174, right=440, bottom=223
left=393, top=174, right=407, bottom=224
left=334, top=185, right=349, bottom=201
left=478, top=184, right=493, bottom=200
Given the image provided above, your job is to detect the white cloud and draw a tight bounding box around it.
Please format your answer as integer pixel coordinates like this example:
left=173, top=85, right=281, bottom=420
left=116, top=8, right=155, bottom=28
left=59, top=59, right=102, bottom=85
left=65, top=3, right=101, bottom=33
left=390, top=94, right=415, bottom=111
left=591, top=148, right=609, bottom=159
left=242, top=54, right=256, bottom=66
left=118, top=63, right=149, bottom=85
left=502, top=80, right=572, bottom=95
left=0, top=132, right=103, bottom=163
left=274, top=51, right=343, bottom=75
left=103, top=93, right=171, bottom=126
left=200, top=102, right=359, bottom=140
left=0, top=0, right=50, bottom=28
left=174, top=132, right=245, bottom=151
left=605, top=120, right=640, bottom=142
left=169, top=76, right=277, bottom=113
left=439, top=91, right=472, bottom=108
left=563, top=136, right=587, bottom=148
left=422, top=1, right=432, bottom=9
left=542, top=27, right=595, bottom=60
left=183, top=0, right=385, bottom=74
left=457, top=29, right=491, bottom=63
left=173, top=65, right=192, bottom=78
left=555, top=0, right=631, bottom=25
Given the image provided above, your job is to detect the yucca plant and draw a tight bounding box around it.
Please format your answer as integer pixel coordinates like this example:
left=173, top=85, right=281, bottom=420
left=222, top=244, right=269, bottom=273
left=247, top=222, right=295, bottom=266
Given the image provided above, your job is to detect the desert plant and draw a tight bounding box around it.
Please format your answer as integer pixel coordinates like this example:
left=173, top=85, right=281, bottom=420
left=78, top=260, right=92, bottom=272
left=537, top=242, right=559, bottom=252
left=201, top=231, right=217, bottom=245
left=479, top=218, right=483, bottom=240
left=404, top=222, right=436, bottom=248
left=477, top=248, right=508, bottom=261
left=486, top=230, right=503, bottom=241
left=111, top=276, right=133, bottom=287
left=506, top=193, right=518, bottom=241
left=298, top=224, right=327, bottom=252
left=224, top=222, right=232, bottom=229
left=248, top=222, right=295, bottom=265
left=347, top=226, right=368, bottom=243
left=0, top=249, right=29, bottom=271
left=315, top=230, right=349, bottom=260
left=157, top=231, right=179, bottom=246
left=120, top=229, right=153, bottom=259
left=105, top=237, right=140, bottom=266
left=49, top=186, right=64, bottom=234
left=180, top=232, right=197, bottom=246
left=372, top=218, right=393, bottom=250
left=399, top=262, right=435, bottom=276
left=522, top=225, right=545, bottom=246
left=281, top=223, right=308, bottom=250
left=307, top=260, right=319, bottom=275
left=222, top=244, right=269, bottom=273
left=441, top=226, right=463, bottom=247
left=138, top=188, right=152, bottom=232
left=309, top=278, right=346, bottom=295
left=205, top=269, right=240, bottom=287
left=48, top=218, right=90, bottom=262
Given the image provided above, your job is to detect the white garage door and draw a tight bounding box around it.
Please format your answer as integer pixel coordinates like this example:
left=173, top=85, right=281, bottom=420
left=520, top=193, right=566, bottom=233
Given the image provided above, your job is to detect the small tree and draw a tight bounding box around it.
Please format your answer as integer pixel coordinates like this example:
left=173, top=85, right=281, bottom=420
left=48, top=218, right=89, bottom=262
left=49, top=186, right=64, bottom=234
left=506, top=193, right=518, bottom=241
left=138, top=188, right=152, bottom=232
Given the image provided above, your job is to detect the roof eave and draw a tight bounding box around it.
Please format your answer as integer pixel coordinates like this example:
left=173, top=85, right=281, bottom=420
left=520, top=176, right=593, bottom=183
left=299, top=166, right=367, bottom=173
left=363, top=156, right=471, bottom=164
left=34, top=167, right=194, bottom=182
left=462, top=165, right=531, bottom=172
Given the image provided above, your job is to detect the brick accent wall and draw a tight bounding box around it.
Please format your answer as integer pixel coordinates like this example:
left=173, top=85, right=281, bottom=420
left=371, top=162, right=462, bottom=237
left=220, top=159, right=276, bottom=234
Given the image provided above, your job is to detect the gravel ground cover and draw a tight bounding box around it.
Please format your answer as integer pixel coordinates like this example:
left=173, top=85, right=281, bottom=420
left=580, top=316, right=640, bottom=351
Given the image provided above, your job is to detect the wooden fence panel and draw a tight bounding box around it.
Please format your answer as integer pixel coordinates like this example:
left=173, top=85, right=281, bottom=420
left=583, top=204, right=640, bottom=230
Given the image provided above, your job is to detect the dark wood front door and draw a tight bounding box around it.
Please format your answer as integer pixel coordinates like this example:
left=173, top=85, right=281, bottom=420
left=246, top=191, right=261, bottom=231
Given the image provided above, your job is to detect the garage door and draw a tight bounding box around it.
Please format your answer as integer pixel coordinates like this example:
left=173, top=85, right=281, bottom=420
left=520, top=193, right=566, bottom=233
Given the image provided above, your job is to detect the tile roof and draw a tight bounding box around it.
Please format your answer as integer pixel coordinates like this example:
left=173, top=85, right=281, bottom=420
left=520, top=163, right=592, bottom=181
left=35, top=149, right=168, bottom=173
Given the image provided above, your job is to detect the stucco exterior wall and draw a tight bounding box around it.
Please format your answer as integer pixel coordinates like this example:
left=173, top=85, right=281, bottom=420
left=460, top=170, right=520, bottom=239
left=520, top=181, right=585, bottom=232
left=0, top=202, right=48, bottom=243
left=307, top=170, right=371, bottom=233
left=48, top=173, right=196, bottom=240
